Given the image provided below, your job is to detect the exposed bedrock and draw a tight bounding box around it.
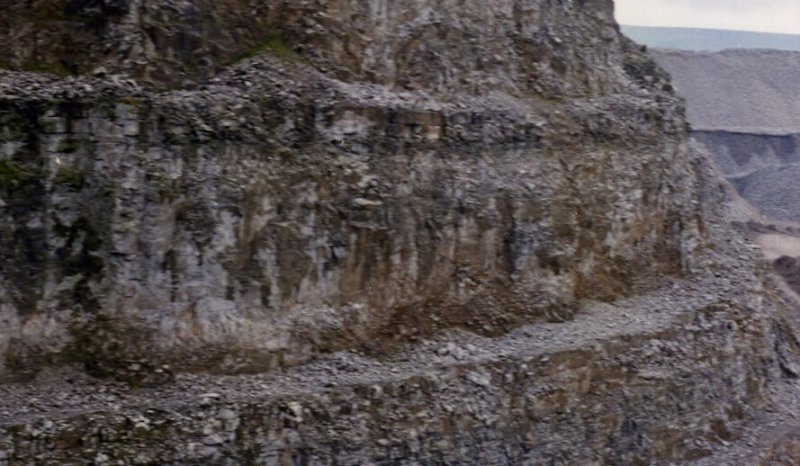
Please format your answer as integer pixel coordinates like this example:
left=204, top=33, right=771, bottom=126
left=0, top=67, right=699, bottom=380
left=4, top=0, right=654, bottom=94
left=0, top=1, right=796, bottom=464
left=0, top=277, right=784, bottom=464
left=0, top=0, right=703, bottom=380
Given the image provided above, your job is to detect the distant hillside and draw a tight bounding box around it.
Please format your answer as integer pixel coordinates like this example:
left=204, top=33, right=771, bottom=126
left=652, top=49, right=800, bottom=133
left=621, top=25, right=800, bottom=52
left=652, top=48, right=800, bottom=224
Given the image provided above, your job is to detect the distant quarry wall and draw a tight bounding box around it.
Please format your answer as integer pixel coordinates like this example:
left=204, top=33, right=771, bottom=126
left=652, top=49, right=800, bottom=223
left=693, top=131, right=800, bottom=223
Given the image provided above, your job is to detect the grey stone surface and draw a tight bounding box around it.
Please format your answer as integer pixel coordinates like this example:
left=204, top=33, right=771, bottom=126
left=0, top=1, right=797, bottom=464
left=652, top=49, right=800, bottom=134
left=0, top=264, right=786, bottom=464
left=653, top=50, right=800, bottom=224
left=0, top=1, right=703, bottom=380
left=694, top=131, right=800, bottom=223
left=647, top=48, right=800, bottom=465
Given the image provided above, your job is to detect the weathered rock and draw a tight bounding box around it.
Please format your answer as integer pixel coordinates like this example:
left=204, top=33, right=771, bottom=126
left=0, top=1, right=703, bottom=379
left=0, top=0, right=797, bottom=464
left=0, top=271, right=787, bottom=464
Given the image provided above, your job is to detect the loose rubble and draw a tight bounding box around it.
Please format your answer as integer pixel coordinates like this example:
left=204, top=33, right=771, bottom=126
left=0, top=1, right=798, bottom=464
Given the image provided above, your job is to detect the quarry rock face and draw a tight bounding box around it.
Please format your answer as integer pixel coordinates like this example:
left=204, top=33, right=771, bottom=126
left=695, top=131, right=800, bottom=223
left=652, top=49, right=800, bottom=223
left=0, top=1, right=795, bottom=464
left=0, top=0, right=702, bottom=379
left=650, top=48, right=800, bottom=465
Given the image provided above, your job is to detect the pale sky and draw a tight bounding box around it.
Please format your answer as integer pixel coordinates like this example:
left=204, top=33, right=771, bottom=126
left=615, top=0, right=800, bottom=35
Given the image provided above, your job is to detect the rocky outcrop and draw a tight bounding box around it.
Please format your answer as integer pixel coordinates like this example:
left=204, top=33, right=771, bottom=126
left=647, top=47, right=800, bottom=464
left=1, top=0, right=668, bottom=93
left=0, top=1, right=795, bottom=464
left=0, top=0, right=703, bottom=381
left=0, top=0, right=290, bottom=86
left=652, top=49, right=800, bottom=315
left=0, top=270, right=782, bottom=464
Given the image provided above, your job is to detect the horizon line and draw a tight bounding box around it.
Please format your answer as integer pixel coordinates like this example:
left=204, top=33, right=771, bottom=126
left=619, top=24, right=800, bottom=37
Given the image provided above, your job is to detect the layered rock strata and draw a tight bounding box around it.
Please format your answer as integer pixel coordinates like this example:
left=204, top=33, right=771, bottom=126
left=0, top=0, right=795, bottom=464
left=1, top=0, right=702, bottom=379
left=0, top=199, right=789, bottom=464
left=0, top=274, right=783, bottom=465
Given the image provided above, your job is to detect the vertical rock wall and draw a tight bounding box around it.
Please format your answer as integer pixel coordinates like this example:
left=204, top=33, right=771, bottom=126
left=0, top=2, right=795, bottom=465
left=1, top=1, right=703, bottom=379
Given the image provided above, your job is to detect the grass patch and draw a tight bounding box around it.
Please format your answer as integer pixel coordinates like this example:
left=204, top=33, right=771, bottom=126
left=21, top=59, right=76, bottom=77
left=57, top=139, right=80, bottom=154
left=231, top=33, right=302, bottom=64
left=0, top=159, right=34, bottom=190
left=54, top=165, right=85, bottom=190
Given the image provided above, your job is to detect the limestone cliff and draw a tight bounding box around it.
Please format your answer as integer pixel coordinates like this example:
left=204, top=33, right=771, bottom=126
left=0, top=1, right=794, bottom=464
left=0, top=0, right=702, bottom=379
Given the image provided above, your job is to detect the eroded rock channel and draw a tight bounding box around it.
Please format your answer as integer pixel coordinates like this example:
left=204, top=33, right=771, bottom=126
left=0, top=1, right=798, bottom=464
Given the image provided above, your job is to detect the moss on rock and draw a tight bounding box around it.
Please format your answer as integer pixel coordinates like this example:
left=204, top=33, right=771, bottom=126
left=54, top=165, right=86, bottom=190
left=0, top=159, right=34, bottom=191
